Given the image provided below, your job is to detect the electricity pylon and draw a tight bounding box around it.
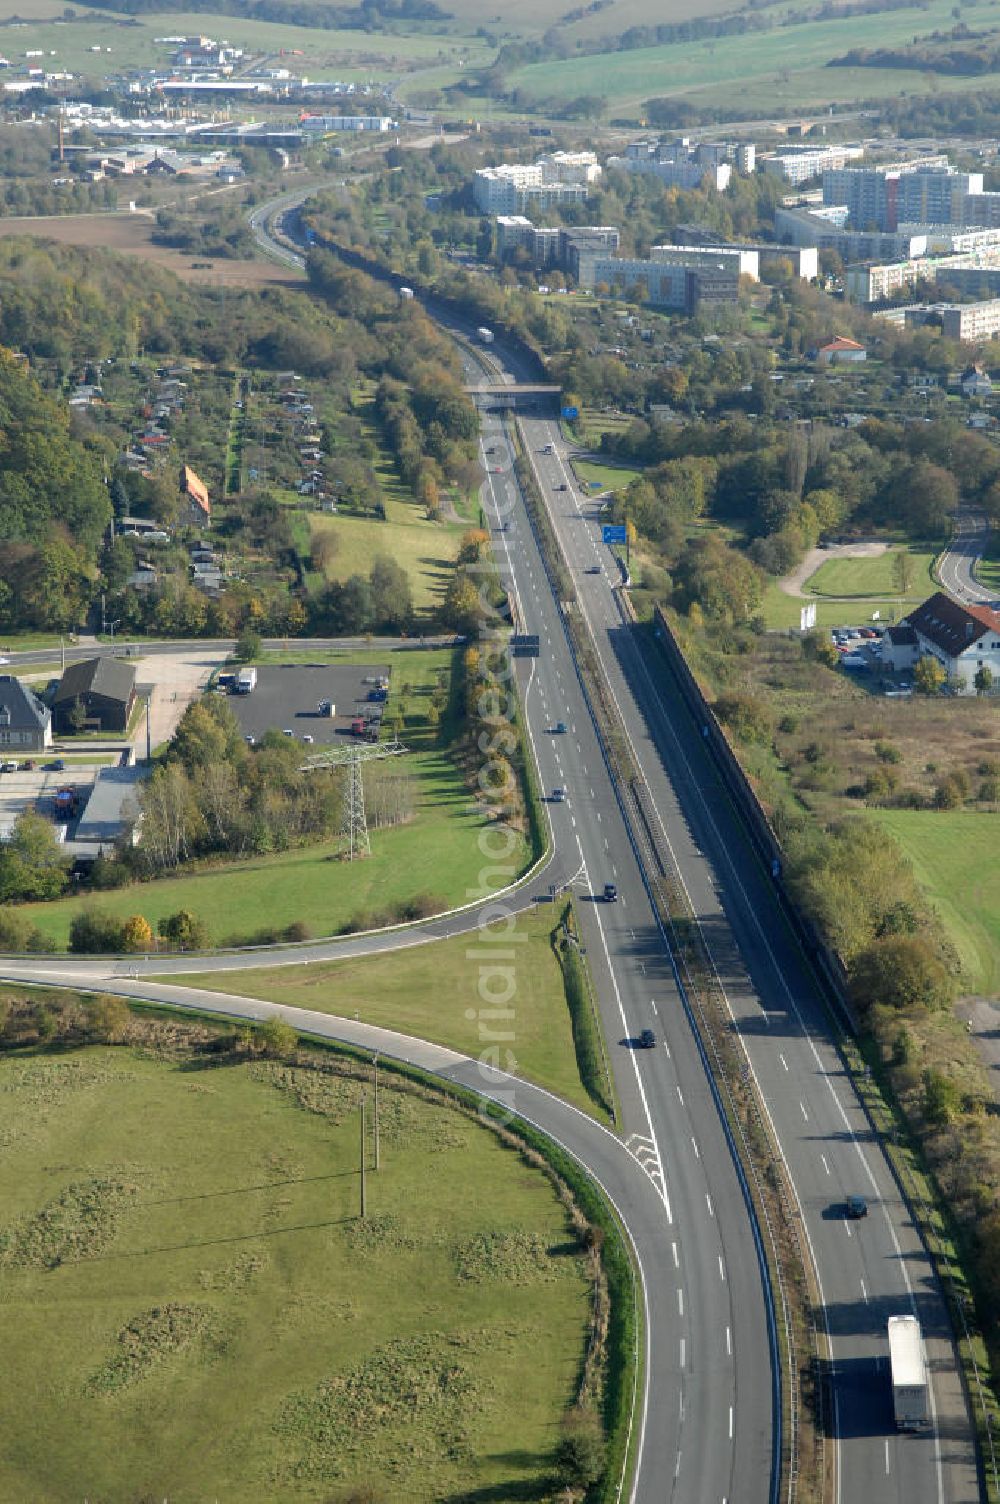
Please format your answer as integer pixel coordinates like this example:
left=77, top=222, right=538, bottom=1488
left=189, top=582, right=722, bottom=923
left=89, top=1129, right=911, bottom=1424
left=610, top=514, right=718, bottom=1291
left=300, top=739, right=407, bottom=860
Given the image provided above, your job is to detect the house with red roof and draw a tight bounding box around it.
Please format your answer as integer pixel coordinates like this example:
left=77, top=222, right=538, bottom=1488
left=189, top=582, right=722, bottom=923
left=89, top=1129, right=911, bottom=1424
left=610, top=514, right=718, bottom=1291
left=885, top=590, right=1000, bottom=692
left=813, top=335, right=867, bottom=365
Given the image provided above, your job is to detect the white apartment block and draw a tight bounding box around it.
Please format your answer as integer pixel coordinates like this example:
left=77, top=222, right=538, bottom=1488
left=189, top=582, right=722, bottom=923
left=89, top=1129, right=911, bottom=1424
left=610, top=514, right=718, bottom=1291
left=536, top=149, right=602, bottom=184
left=937, top=299, right=1000, bottom=341
left=651, top=243, right=759, bottom=279
left=758, top=144, right=864, bottom=185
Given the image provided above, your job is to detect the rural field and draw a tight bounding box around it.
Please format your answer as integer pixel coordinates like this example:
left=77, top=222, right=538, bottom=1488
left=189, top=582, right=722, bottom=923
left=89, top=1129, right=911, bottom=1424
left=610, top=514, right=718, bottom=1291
left=874, top=811, right=1000, bottom=996
left=0, top=1035, right=591, bottom=1502
left=0, top=7, right=489, bottom=82
left=173, top=903, right=605, bottom=1119
left=0, top=213, right=302, bottom=289
left=502, top=0, right=1000, bottom=111
left=309, top=503, right=465, bottom=610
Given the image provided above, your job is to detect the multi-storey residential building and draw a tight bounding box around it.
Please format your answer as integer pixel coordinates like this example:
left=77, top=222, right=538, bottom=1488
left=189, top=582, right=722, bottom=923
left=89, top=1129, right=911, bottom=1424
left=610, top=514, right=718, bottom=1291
left=495, top=218, right=620, bottom=276
left=587, top=248, right=749, bottom=311
left=822, top=162, right=978, bottom=231
left=473, top=152, right=601, bottom=213
left=846, top=249, right=1000, bottom=302
left=758, top=143, right=864, bottom=185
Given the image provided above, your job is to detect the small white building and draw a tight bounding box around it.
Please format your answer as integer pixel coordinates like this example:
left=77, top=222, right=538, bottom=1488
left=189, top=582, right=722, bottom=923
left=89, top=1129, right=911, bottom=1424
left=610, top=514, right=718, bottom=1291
left=885, top=591, right=1000, bottom=692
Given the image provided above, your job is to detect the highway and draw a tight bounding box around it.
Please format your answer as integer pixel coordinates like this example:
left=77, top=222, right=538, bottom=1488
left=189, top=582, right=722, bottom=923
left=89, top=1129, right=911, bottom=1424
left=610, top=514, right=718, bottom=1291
left=3, top=388, right=778, bottom=1504
left=3, top=190, right=980, bottom=1501
left=937, top=511, right=995, bottom=606
left=515, top=404, right=979, bottom=1504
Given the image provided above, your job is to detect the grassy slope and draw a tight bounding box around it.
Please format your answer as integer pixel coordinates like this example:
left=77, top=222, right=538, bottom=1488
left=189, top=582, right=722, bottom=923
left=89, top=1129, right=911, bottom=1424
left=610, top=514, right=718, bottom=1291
left=507, top=0, right=1000, bottom=107
left=573, top=459, right=642, bottom=492
left=0, top=1044, right=589, bottom=1502
left=309, top=504, right=463, bottom=612
left=874, top=810, right=1000, bottom=995
left=168, top=906, right=605, bottom=1120
left=9, top=9, right=489, bottom=78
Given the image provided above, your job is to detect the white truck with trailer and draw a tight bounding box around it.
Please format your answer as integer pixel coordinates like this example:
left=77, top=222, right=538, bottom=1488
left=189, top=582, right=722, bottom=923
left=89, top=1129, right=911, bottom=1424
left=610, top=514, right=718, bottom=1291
left=888, top=1315, right=929, bottom=1430
left=234, top=666, right=257, bottom=695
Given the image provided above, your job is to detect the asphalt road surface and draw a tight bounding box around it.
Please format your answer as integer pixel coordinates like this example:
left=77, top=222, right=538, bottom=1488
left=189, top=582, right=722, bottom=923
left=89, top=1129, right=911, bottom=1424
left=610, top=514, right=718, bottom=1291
left=937, top=512, right=995, bottom=606
left=516, top=404, right=979, bottom=1504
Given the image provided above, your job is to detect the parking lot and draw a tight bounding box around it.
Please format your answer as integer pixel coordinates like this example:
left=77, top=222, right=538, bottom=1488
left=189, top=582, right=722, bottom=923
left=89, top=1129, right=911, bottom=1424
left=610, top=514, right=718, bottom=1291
left=831, top=625, right=913, bottom=695
left=223, top=664, right=392, bottom=746
left=0, top=761, right=105, bottom=840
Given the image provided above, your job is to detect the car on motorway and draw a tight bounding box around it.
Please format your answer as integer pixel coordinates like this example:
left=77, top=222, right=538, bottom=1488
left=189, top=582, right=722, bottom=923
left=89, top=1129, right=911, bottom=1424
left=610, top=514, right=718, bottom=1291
left=552, top=721, right=567, bottom=734
left=1, top=759, right=18, bottom=772
left=283, top=728, right=294, bottom=736
left=637, top=1028, right=656, bottom=1049
left=0, top=655, right=9, bottom=665
left=48, top=758, right=65, bottom=771
left=845, top=1195, right=868, bottom=1219
left=603, top=882, right=618, bottom=903
left=245, top=734, right=256, bottom=746
left=551, top=787, right=565, bottom=802
left=302, top=734, right=314, bottom=744
left=555, top=482, right=568, bottom=491
left=585, top=565, right=601, bottom=575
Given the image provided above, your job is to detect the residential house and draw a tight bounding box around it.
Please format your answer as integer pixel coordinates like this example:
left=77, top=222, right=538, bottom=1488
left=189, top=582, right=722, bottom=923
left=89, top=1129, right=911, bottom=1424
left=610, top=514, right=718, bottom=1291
left=180, top=463, right=211, bottom=527
left=0, top=675, right=51, bottom=752
left=52, top=657, right=137, bottom=734
left=884, top=591, right=1000, bottom=692
left=813, top=336, right=867, bottom=365
left=960, top=364, right=992, bottom=398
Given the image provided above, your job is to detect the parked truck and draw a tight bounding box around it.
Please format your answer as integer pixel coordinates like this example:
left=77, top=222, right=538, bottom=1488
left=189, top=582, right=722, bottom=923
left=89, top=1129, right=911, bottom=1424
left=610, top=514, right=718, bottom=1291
left=888, top=1316, right=929, bottom=1430
left=235, top=666, right=257, bottom=695
left=476, top=326, right=494, bottom=345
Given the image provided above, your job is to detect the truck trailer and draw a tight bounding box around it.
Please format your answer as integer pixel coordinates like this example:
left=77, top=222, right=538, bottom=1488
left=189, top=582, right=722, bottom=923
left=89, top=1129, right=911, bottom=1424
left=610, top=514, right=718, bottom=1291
left=234, top=666, right=257, bottom=695
left=476, top=326, right=494, bottom=344
left=888, top=1315, right=929, bottom=1430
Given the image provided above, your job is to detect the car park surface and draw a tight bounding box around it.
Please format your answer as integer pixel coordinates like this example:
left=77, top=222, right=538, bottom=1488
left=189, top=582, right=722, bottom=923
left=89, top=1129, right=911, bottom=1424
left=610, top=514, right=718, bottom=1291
left=225, top=664, right=391, bottom=747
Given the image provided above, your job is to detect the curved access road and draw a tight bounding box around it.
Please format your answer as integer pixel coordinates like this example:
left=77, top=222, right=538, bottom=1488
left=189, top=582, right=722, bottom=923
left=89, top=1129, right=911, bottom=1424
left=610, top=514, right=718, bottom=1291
left=937, top=511, right=995, bottom=606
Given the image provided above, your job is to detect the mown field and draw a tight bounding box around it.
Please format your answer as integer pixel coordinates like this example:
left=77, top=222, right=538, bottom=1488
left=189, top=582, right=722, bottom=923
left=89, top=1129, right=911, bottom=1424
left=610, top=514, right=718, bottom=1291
left=0, top=1038, right=591, bottom=1502
left=172, top=903, right=605, bottom=1119
left=873, top=810, right=1000, bottom=997
left=806, top=548, right=936, bottom=600
left=308, top=503, right=464, bottom=612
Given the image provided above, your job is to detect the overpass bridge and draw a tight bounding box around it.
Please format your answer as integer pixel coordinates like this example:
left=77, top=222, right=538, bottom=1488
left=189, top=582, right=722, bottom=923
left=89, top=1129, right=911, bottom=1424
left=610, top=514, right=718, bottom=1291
left=465, top=382, right=561, bottom=412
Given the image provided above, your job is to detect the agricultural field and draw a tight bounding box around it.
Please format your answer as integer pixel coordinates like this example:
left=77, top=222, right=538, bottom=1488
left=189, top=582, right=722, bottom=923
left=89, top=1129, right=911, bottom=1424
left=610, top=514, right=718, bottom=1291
left=874, top=811, right=1000, bottom=996
left=0, top=9, right=489, bottom=83
left=0, top=213, right=302, bottom=290
left=0, top=1033, right=591, bottom=1502
left=173, top=904, right=603, bottom=1119
left=502, top=0, right=1000, bottom=112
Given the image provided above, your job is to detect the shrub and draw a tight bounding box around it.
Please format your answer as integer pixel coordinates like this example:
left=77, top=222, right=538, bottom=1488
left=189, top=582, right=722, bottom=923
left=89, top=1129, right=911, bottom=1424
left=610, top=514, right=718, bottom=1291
left=259, top=1015, right=297, bottom=1058
left=555, top=1406, right=606, bottom=1488
left=875, top=742, right=902, bottom=764
left=979, top=776, right=1000, bottom=804
left=69, top=910, right=127, bottom=954
left=88, top=994, right=131, bottom=1044
left=933, top=775, right=965, bottom=810
left=714, top=693, right=774, bottom=746
left=850, top=935, right=955, bottom=1015
left=158, top=909, right=209, bottom=950
left=121, top=914, right=154, bottom=952
left=399, top=892, right=448, bottom=921
left=282, top=919, right=314, bottom=943
left=0, top=909, right=56, bottom=953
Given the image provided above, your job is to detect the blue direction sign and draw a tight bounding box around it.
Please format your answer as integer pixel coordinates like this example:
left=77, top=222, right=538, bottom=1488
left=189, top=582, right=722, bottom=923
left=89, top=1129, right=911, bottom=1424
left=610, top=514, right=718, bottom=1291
left=602, top=524, right=627, bottom=544
left=561, top=405, right=579, bottom=420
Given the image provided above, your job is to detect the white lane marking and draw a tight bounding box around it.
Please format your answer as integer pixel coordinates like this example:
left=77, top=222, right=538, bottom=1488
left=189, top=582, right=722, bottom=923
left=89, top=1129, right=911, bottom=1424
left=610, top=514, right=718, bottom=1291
left=680, top=1338, right=686, bottom=1367
left=691, top=1136, right=700, bottom=1159
left=860, top=1279, right=868, bottom=1304
left=726, top=1325, right=731, bottom=1356
left=706, top=1194, right=714, bottom=1217
left=677, top=1288, right=684, bottom=1317
left=650, top=998, right=658, bottom=1016
left=844, top=1224, right=852, bottom=1239
left=799, top=1101, right=808, bottom=1122
left=676, top=1085, right=684, bottom=1105
left=729, top=1406, right=734, bottom=1440
left=718, top=1255, right=726, bottom=1281
left=885, top=1440, right=890, bottom=1475
left=821, top=1154, right=830, bottom=1175
left=779, top=1052, right=789, bottom=1071
left=672, top=1241, right=679, bottom=1269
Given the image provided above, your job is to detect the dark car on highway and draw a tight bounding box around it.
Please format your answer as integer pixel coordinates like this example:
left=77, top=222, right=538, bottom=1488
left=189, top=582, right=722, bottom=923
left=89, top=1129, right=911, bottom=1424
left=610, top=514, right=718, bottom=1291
left=637, top=1028, right=656, bottom=1049
left=845, top=1195, right=868, bottom=1219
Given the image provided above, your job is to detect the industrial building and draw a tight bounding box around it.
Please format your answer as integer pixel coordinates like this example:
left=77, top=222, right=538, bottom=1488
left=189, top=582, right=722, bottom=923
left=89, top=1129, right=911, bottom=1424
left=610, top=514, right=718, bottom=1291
left=52, top=658, right=137, bottom=736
